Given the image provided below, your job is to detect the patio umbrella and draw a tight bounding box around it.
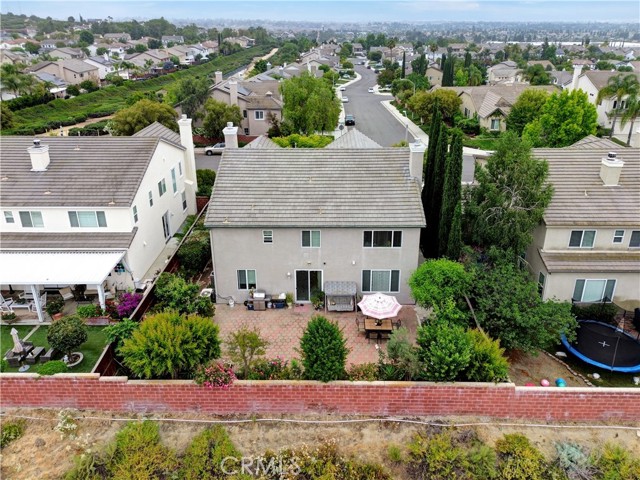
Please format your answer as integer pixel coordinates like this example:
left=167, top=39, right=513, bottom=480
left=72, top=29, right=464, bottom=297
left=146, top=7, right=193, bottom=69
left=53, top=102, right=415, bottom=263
left=357, top=293, right=402, bottom=320
left=10, top=328, right=24, bottom=354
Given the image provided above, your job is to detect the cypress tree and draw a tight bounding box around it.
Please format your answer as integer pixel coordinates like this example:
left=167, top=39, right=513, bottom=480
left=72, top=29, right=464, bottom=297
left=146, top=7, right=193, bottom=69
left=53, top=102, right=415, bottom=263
left=420, top=104, right=442, bottom=255
left=438, top=129, right=463, bottom=258
left=446, top=202, right=462, bottom=260
left=464, top=51, right=472, bottom=68
left=425, top=127, right=448, bottom=258
left=401, top=51, right=406, bottom=78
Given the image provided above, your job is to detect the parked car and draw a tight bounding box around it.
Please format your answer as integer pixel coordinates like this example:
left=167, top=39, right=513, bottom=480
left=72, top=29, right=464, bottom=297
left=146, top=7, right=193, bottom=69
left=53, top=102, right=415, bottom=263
left=341, top=96, right=349, bottom=103
left=205, top=142, right=225, bottom=155
left=368, top=87, right=374, bottom=93
left=345, top=114, right=355, bottom=126
left=339, top=86, right=346, bottom=91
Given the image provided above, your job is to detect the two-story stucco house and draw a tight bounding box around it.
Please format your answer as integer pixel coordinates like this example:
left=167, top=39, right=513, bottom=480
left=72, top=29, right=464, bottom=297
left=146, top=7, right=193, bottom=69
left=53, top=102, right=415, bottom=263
left=0, top=118, right=198, bottom=321
left=525, top=139, right=640, bottom=310
left=205, top=125, right=426, bottom=305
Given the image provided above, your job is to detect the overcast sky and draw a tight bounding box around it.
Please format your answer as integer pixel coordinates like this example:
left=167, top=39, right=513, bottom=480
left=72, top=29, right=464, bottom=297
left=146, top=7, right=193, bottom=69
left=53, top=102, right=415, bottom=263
left=2, top=1, right=639, bottom=23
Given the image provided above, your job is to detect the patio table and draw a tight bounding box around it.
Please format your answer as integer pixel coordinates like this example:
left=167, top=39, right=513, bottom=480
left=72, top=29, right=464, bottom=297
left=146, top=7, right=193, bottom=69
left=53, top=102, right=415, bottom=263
left=363, top=318, right=393, bottom=334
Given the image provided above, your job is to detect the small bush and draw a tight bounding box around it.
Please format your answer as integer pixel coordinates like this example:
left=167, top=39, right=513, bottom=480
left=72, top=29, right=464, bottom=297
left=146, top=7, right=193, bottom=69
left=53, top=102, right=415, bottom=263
left=47, top=315, right=88, bottom=358
left=37, top=360, right=68, bottom=375
left=226, top=326, right=269, bottom=379
left=387, top=444, right=403, bottom=463
left=116, top=292, right=142, bottom=318
left=271, top=133, right=334, bottom=148
left=45, top=296, right=65, bottom=316
left=196, top=169, right=216, bottom=197
left=247, top=357, right=289, bottom=380
left=104, top=318, right=139, bottom=351
left=417, top=318, right=472, bottom=381
left=76, top=304, right=101, bottom=318
left=300, top=315, right=349, bottom=382
left=1, top=420, right=25, bottom=449
left=465, top=329, right=510, bottom=382
left=347, top=362, right=379, bottom=381
left=177, top=236, right=211, bottom=278
left=1, top=312, right=18, bottom=323
left=593, top=443, right=640, bottom=480
left=496, top=433, right=548, bottom=480
left=555, top=442, right=596, bottom=480
left=384, top=327, right=421, bottom=380
left=193, top=361, right=236, bottom=389
left=181, top=426, right=246, bottom=480
left=154, top=272, right=214, bottom=316
left=571, top=302, right=618, bottom=323
left=0, top=359, right=7, bottom=372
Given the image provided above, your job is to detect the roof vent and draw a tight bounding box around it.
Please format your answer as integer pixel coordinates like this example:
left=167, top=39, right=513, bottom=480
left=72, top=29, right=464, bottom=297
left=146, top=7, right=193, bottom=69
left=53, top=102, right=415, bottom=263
left=600, top=152, right=624, bottom=186
left=28, top=138, right=50, bottom=171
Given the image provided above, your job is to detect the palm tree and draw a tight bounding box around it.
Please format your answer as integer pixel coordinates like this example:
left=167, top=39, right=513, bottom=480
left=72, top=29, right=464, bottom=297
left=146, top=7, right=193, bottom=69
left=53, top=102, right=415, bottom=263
left=596, top=73, right=640, bottom=139
left=429, top=43, right=438, bottom=61
left=386, top=37, right=396, bottom=63
left=620, top=94, right=640, bottom=146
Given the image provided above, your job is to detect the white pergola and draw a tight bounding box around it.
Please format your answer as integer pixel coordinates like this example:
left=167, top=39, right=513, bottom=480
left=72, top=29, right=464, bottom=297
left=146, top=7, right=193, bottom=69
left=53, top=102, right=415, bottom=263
left=0, top=251, right=125, bottom=322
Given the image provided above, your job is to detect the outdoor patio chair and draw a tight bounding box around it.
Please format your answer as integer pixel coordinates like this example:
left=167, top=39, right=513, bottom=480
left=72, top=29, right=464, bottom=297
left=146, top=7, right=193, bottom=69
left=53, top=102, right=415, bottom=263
left=59, top=287, right=74, bottom=301
left=393, top=319, right=402, bottom=330
left=355, top=317, right=365, bottom=332
left=28, top=292, right=47, bottom=312
left=0, top=294, right=15, bottom=313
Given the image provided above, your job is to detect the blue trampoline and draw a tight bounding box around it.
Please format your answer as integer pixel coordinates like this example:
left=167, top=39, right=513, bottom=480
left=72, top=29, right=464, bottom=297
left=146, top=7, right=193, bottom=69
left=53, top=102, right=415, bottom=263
left=561, top=320, right=640, bottom=373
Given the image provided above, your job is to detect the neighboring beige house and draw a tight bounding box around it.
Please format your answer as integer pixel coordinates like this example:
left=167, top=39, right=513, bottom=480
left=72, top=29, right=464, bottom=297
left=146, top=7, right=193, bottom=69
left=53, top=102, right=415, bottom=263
left=567, top=67, right=640, bottom=147
left=225, top=36, right=255, bottom=48
left=27, top=60, right=99, bottom=85
left=164, top=45, right=191, bottom=64
left=161, top=35, right=185, bottom=45
left=209, top=75, right=283, bottom=136
left=571, top=58, right=596, bottom=71
left=205, top=125, right=426, bottom=305
left=525, top=141, right=640, bottom=309
left=48, top=47, right=85, bottom=60
left=0, top=50, right=28, bottom=65
left=104, top=32, right=131, bottom=43
left=447, top=84, right=559, bottom=132
left=125, top=49, right=170, bottom=70
left=487, top=60, right=520, bottom=85
left=426, top=64, right=443, bottom=87
left=527, top=60, right=555, bottom=71
left=352, top=42, right=364, bottom=55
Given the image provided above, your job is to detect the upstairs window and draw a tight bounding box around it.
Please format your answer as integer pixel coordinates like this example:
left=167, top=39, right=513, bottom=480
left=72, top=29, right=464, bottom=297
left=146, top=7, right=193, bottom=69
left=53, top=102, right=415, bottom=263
left=148, top=190, right=154, bottom=207
left=4, top=211, right=14, bottom=224
left=302, top=230, right=320, bottom=247
left=171, top=168, right=177, bottom=193
left=630, top=231, right=640, bottom=248
left=19, top=211, right=44, bottom=228
left=569, top=230, right=596, bottom=248
left=158, top=179, right=167, bottom=197
left=263, top=230, right=273, bottom=243
left=255, top=110, right=265, bottom=120
left=68, top=211, right=107, bottom=228
left=133, top=206, right=138, bottom=223
left=363, top=230, right=402, bottom=248
left=613, top=230, right=624, bottom=244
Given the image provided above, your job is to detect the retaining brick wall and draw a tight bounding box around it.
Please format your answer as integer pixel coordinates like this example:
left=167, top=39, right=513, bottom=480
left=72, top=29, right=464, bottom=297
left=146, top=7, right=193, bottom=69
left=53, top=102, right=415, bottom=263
left=1, top=374, right=639, bottom=423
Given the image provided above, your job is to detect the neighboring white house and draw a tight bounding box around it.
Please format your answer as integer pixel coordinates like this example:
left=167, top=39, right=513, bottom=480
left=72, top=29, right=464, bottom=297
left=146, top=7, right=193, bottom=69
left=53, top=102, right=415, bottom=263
left=525, top=139, right=640, bottom=310
left=487, top=61, right=521, bottom=85
left=204, top=125, right=426, bottom=305
left=0, top=118, right=198, bottom=321
left=83, top=55, right=129, bottom=80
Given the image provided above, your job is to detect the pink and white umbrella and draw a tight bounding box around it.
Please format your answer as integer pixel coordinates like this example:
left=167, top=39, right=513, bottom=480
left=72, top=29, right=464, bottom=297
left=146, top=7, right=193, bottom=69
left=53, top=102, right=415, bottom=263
left=357, top=293, right=402, bottom=320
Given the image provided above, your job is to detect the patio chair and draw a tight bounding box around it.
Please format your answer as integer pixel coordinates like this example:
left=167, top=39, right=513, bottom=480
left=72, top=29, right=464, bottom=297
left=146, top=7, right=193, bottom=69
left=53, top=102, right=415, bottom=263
left=393, top=319, right=402, bottom=330
left=59, top=287, right=74, bottom=301
left=355, top=317, right=365, bottom=333
left=28, top=292, right=47, bottom=312
left=0, top=294, right=15, bottom=313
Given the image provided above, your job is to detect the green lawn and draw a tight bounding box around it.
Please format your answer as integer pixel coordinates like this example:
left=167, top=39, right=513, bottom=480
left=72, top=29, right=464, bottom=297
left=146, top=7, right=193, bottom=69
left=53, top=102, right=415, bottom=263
left=462, top=136, right=500, bottom=151
left=2, top=325, right=108, bottom=374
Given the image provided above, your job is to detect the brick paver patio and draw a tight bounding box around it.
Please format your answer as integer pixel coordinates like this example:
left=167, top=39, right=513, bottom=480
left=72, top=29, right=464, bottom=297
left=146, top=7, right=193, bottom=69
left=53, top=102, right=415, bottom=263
left=213, top=303, right=418, bottom=366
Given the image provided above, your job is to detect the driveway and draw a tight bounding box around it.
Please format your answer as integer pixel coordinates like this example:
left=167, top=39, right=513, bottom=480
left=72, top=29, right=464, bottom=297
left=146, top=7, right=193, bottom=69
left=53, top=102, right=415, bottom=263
left=342, top=63, right=416, bottom=146
left=195, top=150, right=221, bottom=171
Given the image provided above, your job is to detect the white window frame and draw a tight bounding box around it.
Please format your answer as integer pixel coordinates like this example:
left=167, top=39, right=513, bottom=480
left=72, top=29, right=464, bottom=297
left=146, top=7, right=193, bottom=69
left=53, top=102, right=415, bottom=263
left=301, top=230, right=321, bottom=248
left=363, top=230, right=402, bottom=248
left=181, top=191, right=187, bottom=211
left=237, top=269, right=257, bottom=290
left=133, top=205, right=138, bottom=223
left=158, top=178, right=167, bottom=197
left=573, top=278, right=616, bottom=303
left=630, top=230, right=640, bottom=248
left=490, top=118, right=501, bottom=130
left=19, top=211, right=44, bottom=228
left=362, top=269, right=401, bottom=293
left=178, top=160, right=183, bottom=177
left=612, top=229, right=624, bottom=244
left=148, top=190, right=154, bottom=207
left=68, top=211, right=107, bottom=228
left=254, top=110, right=265, bottom=120
left=4, top=211, right=14, bottom=224
left=263, top=230, right=273, bottom=243
left=569, top=230, right=596, bottom=248
left=171, top=168, right=177, bottom=194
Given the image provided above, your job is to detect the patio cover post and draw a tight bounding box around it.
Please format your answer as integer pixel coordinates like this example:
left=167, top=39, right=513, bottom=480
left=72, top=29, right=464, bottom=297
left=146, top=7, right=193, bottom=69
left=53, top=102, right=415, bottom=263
left=97, top=284, right=106, bottom=311
left=30, top=284, right=44, bottom=323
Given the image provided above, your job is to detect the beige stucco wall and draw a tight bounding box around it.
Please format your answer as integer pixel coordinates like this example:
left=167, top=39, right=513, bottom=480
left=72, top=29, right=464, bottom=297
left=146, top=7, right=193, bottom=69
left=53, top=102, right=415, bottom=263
left=426, top=67, right=442, bottom=87
left=544, top=271, right=640, bottom=307
left=210, top=227, right=422, bottom=304
left=543, top=226, right=639, bottom=251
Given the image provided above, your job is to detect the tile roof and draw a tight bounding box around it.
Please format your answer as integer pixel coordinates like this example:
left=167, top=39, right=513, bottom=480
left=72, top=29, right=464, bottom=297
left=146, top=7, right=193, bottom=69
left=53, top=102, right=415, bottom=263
left=533, top=147, right=640, bottom=227
left=62, top=59, right=97, bottom=73
left=540, top=250, right=640, bottom=273
left=449, top=85, right=559, bottom=118
left=0, top=137, right=161, bottom=207
left=245, top=136, right=281, bottom=149
left=582, top=70, right=640, bottom=91
left=565, top=135, right=620, bottom=150
left=326, top=129, right=381, bottom=149
left=0, top=231, right=136, bottom=251
left=205, top=148, right=425, bottom=228
left=133, top=122, right=184, bottom=149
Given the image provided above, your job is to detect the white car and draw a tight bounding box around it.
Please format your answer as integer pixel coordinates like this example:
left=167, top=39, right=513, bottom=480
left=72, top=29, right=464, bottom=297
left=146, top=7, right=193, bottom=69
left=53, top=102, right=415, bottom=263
left=368, top=87, right=374, bottom=93
left=339, top=86, right=346, bottom=91
left=204, top=142, right=225, bottom=155
left=341, top=96, right=349, bottom=103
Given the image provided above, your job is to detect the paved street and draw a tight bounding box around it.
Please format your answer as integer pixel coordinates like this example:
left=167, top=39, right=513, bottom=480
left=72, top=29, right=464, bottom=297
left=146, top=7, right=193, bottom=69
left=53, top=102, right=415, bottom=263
left=195, top=152, right=220, bottom=171
left=343, top=63, right=416, bottom=146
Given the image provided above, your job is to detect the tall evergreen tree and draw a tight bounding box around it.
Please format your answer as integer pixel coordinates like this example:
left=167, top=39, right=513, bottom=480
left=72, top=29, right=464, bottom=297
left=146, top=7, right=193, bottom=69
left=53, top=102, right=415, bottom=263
left=401, top=51, right=406, bottom=78
left=440, top=53, right=446, bottom=71
left=447, top=202, right=462, bottom=260
left=420, top=104, right=442, bottom=254
left=438, top=129, right=463, bottom=258
left=425, top=127, right=448, bottom=258
left=464, top=51, right=472, bottom=68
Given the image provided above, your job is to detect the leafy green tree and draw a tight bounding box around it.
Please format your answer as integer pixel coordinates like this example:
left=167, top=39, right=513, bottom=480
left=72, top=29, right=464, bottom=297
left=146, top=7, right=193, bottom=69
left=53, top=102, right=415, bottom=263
left=24, top=41, right=40, bottom=54
left=367, top=50, right=382, bottom=62
left=406, top=72, right=430, bottom=91
left=506, top=89, right=550, bottom=135
left=523, top=89, right=597, bottom=147
left=96, top=46, right=108, bottom=56
left=464, top=132, right=553, bottom=255
left=438, top=129, right=463, bottom=258
left=110, top=99, right=178, bottom=136
left=409, top=258, right=472, bottom=311
left=280, top=73, right=340, bottom=135
left=470, top=257, right=577, bottom=353
left=147, top=38, right=162, bottom=49
left=377, top=68, right=396, bottom=87
left=465, top=330, right=509, bottom=382
left=196, top=169, right=216, bottom=196
left=409, top=89, right=461, bottom=123
left=79, top=79, right=99, bottom=92
left=225, top=326, right=268, bottom=379
left=299, top=315, right=349, bottom=382
left=171, top=76, right=209, bottom=118
left=0, top=102, right=14, bottom=130
left=417, top=318, right=472, bottom=381
left=595, top=73, right=640, bottom=139
left=134, top=43, right=147, bottom=53
left=154, top=272, right=214, bottom=316
left=66, top=84, right=80, bottom=96
left=78, top=30, right=94, bottom=44
left=120, top=310, right=221, bottom=379
left=522, top=64, right=551, bottom=85
left=411, top=52, right=427, bottom=75
left=202, top=98, right=242, bottom=139
left=47, top=315, right=88, bottom=358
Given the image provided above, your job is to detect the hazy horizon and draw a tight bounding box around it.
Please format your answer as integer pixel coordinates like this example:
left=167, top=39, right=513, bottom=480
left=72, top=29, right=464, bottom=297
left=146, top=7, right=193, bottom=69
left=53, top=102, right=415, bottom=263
left=2, top=1, right=639, bottom=24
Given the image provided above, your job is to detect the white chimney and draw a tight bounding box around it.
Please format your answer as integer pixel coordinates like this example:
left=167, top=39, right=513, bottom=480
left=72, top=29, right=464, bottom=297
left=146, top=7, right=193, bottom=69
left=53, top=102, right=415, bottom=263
left=28, top=139, right=50, bottom=171
left=214, top=70, right=223, bottom=84
left=229, top=80, right=238, bottom=106
left=57, top=60, right=65, bottom=79
left=178, top=115, right=198, bottom=213
left=570, top=65, right=583, bottom=91
left=409, top=141, right=427, bottom=187
left=600, top=152, right=624, bottom=186
left=223, top=122, right=238, bottom=149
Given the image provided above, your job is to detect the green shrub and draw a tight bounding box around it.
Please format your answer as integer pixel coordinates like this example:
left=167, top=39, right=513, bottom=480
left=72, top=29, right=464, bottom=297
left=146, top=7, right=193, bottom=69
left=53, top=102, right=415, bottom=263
left=571, top=302, right=618, bottom=323
left=76, top=304, right=101, bottom=318
left=496, top=434, right=548, bottom=480
left=416, top=318, right=472, bottom=381
left=0, top=359, right=7, bottom=372
left=225, top=326, right=268, bottom=378
left=37, top=360, right=68, bottom=375
left=177, top=236, right=211, bottom=277
left=0, top=312, right=18, bottom=323
left=381, top=327, right=421, bottom=380
left=300, top=315, right=349, bottom=382
left=119, top=310, right=221, bottom=379
left=409, top=258, right=472, bottom=312
left=196, top=169, right=216, bottom=197
left=47, top=315, right=88, bottom=358
left=387, top=444, right=403, bottom=463
left=555, top=442, right=596, bottom=480
left=103, top=318, right=139, bottom=351
left=45, top=296, right=66, bottom=316
left=593, top=443, right=640, bottom=480
left=465, top=329, right=510, bottom=382
left=0, top=420, right=25, bottom=449
left=181, top=426, right=248, bottom=480
left=271, top=133, right=334, bottom=148
left=154, top=272, right=214, bottom=316
left=347, top=362, right=379, bottom=381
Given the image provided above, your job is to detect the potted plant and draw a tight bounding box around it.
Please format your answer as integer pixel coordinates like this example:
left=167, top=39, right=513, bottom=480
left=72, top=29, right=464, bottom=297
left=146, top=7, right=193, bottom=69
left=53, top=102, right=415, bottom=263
left=310, top=289, right=325, bottom=311
left=0, top=312, right=18, bottom=324
left=46, top=296, right=66, bottom=320
left=285, top=292, right=294, bottom=309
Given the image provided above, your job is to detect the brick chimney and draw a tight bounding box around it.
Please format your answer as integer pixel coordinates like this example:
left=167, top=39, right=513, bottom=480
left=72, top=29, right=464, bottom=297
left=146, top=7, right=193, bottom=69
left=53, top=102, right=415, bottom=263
left=229, top=80, right=238, bottom=106
left=600, top=152, right=624, bottom=186
left=223, top=122, right=238, bottom=149
left=28, top=139, right=50, bottom=171
left=409, top=141, right=426, bottom=187
left=214, top=70, right=223, bottom=84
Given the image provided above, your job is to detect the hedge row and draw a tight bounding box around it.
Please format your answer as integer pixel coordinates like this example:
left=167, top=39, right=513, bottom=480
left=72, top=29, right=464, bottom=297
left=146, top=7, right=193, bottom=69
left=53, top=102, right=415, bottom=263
left=5, top=45, right=273, bottom=135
